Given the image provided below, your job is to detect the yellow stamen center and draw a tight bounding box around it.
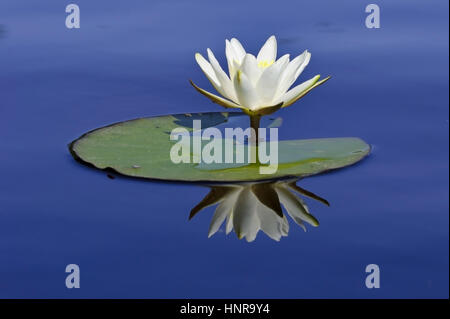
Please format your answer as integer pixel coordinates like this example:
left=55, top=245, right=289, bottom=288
left=236, top=70, right=242, bottom=82
left=258, top=60, right=274, bottom=68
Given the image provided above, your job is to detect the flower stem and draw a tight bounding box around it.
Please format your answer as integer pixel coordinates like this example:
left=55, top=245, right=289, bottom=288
left=249, top=115, right=261, bottom=147
left=249, top=115, right=261, bottom=164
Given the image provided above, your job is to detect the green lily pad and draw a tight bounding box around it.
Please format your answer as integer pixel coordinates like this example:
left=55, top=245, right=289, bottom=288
left=69, top=112, right=370, bottom=182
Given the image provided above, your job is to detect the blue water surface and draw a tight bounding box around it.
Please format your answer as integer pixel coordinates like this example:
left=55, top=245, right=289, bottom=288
left=0, top=0, right=448, bottom=298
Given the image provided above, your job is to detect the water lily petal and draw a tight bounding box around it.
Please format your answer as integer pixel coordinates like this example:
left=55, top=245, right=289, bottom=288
left=225, top=39, right=236, bottom=78
left=256, top=54, right=289, bottom=105
left=281, top=215, right=290, bottom=235
left=282, top=75, right=331, bottom=107
left=257, top=35, right=277, bottom=64
left=195, top=53, right=221, bottom=88
left=208, top=187, right=241, bottom=237
left=276, top=54, right=290, bottom=66
left=189, top=185, right=240, bottom=220
left=281, top=75, right=319, bottom=105
left=225, top=212, right=234, bottom=235
left=275, top=184, right=319, bottom=227
left=295, top=217, right=307, bottom=232
left=275, top=50, right=310, bottom=98
left=190, top=80, right=246, bottom=110
left=257, top=202, right=288, bottom=241
left=294, top=50, right=311, bottom=79
left=225, top=38, right=246, bottom=78
left=207, top=48, right=238, bottom=102
left=233, top=188, right=260, bottom=241
left=287, top=181, right=330, bottom=206
left=251, top=182, right=283, bottom=217
left=244, top=102, right=283, bottom=116
left=240, top=54, right=262, bottom=85
left=233, top=71, right=260, bottom=110
left=230, top=38, right=246, bottom=62
left=208, top=203, right=231, bottom=237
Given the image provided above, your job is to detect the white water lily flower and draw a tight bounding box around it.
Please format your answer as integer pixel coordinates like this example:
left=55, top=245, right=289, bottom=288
left=191, top=35, right=330, bottom=116
left=189, top=179, right=329, bottom=242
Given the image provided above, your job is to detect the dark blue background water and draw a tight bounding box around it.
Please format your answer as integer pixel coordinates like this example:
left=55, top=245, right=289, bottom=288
left=0, top=0, right=448, bottom=298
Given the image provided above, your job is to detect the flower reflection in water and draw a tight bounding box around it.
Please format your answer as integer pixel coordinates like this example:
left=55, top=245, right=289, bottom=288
left=189, top=179, right=329, bottom=242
